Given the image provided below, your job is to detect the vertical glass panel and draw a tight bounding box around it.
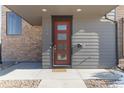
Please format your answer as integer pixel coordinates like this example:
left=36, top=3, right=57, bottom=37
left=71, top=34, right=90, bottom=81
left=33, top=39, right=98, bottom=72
left=58, top=44, right=66, bottom=50
left=7, top=12, right=22, bottom=35
left=57, top=25, right=67, bottom=31
left=58, top=34, right=67, bottom=40
left=57, top=54, right=67, bottom=60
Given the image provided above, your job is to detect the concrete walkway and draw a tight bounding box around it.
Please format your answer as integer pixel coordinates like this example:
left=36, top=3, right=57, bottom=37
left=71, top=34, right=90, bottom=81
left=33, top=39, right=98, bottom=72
left=0, top=63, right=121, bottom=88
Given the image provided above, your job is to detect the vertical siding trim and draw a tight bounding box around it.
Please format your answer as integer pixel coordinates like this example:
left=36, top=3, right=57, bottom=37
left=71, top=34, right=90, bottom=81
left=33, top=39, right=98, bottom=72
left=105, top=15, right=118, bottom=66
left=0, top=5, right=1, bottom=43
left=115, top=21, right=119, bottom=65
left=121, top=17, right=124, bottom=57
left=0, top=5, right=2, bottom=64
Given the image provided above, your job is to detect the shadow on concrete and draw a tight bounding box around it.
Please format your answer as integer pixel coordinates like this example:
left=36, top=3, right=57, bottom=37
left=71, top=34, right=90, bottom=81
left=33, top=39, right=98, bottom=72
left=91, top=72, right=121, bottom=80
left=0, top=62, right=42, bottom=76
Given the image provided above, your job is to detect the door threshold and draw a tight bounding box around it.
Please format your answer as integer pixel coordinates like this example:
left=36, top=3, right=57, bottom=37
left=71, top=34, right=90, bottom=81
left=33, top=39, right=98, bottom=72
left=52, top=69, right=67, bottom=72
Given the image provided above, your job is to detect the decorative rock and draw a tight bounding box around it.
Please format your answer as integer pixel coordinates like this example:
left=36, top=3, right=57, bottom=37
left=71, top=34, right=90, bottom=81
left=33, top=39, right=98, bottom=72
left=0, top=80, right=41, bottom=88
left=84, top=79, right=117, bottom=88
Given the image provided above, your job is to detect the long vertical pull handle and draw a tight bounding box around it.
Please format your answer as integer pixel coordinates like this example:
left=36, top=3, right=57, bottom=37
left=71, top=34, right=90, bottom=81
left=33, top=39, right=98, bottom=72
left=54, top=45, right=57, bottom=51
left=53, top=44, right=56, bottom=65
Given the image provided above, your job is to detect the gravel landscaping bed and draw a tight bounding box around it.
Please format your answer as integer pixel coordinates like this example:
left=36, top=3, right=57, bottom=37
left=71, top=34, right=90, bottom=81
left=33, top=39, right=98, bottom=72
left=0, top=80, right=41, bottom=88
left=84, top=79, right=118, bottom=88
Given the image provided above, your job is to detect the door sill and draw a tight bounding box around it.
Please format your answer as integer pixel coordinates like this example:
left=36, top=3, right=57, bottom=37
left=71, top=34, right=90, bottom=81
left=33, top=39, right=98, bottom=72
left=52, top=65, right=71, bottom=68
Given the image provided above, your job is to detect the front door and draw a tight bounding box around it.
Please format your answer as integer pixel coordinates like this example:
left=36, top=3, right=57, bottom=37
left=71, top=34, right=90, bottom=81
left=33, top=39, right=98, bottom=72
left=52, top=16, right=72, bottom=67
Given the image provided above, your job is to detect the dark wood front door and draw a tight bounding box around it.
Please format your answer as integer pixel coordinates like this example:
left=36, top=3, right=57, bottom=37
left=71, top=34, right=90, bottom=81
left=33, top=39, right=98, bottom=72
left=52, top=16, right=72, bottom=67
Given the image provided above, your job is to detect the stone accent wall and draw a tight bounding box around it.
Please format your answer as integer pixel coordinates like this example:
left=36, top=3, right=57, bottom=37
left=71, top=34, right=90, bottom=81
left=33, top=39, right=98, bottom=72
left=1, top=6, right=42, bottom=66
left=116, top=6, right=124, bottom=69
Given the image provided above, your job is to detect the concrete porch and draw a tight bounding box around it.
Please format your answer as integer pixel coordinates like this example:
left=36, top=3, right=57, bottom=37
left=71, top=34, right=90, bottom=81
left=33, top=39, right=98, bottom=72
left=0, top=62, right=122, bottom=88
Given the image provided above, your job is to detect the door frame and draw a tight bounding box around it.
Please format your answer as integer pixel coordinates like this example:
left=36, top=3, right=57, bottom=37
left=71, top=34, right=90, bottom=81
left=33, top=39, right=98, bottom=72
left=51, top=15, right=73, bottom=68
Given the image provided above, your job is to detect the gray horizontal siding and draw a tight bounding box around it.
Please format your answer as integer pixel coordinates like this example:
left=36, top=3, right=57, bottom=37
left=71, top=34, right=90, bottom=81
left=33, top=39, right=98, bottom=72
left=72, top=17, right=116, bottom=68
left=42, top=50, right=51, bottom=68
left=72, top=29, right=100, bottom=68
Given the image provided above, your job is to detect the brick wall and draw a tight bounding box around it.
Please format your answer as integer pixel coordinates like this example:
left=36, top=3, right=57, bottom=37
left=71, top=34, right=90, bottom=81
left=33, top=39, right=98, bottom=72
left=1, top=6, right=42, bottom=66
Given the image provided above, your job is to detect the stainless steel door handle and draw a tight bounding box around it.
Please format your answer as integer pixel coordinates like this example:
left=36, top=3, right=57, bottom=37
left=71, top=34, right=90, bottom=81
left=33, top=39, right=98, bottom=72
left=54, top=45, right=56, bottom=50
